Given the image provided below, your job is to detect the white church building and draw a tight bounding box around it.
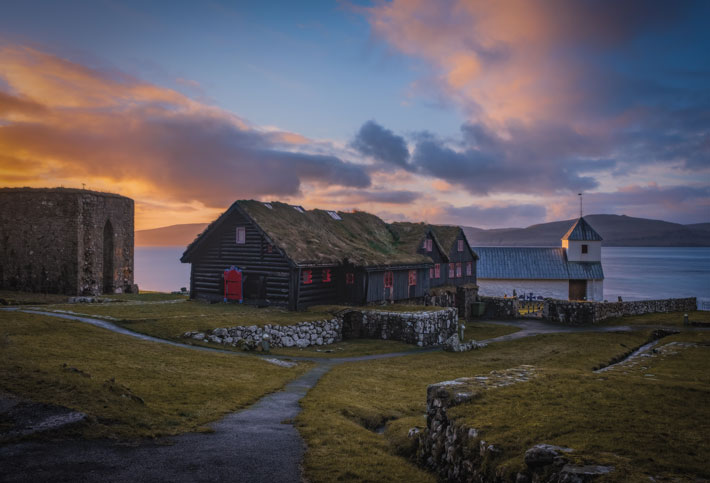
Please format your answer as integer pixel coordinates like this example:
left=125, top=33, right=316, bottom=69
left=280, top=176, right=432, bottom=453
left=474, top=217, right=605, bottom=301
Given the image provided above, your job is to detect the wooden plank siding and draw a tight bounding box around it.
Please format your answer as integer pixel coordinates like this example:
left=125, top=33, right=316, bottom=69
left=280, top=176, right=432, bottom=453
left=296, top=265, right=339, bottom=309
left=365, top=267, right=430, bottom=302
left=440, top=230, right=477, bottom=287
left=189, top=209, right=292, bottom=305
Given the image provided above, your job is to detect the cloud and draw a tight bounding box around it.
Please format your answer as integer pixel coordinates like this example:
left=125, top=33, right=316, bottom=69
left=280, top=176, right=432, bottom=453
left=350, top=120, right=411, bottom=168
left=438, top=202, right=547, bottom=228
left=0, top=45, right=370, bottom=208
left=322, top=188, right=419, bottom=205
left=364, top=0, right=710, bottom=174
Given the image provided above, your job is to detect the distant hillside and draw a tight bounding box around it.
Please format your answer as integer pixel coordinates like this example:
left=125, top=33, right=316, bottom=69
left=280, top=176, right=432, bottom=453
left=463, top=214, right=710, bottom=247
left=135, top=223, right=208, bottom=246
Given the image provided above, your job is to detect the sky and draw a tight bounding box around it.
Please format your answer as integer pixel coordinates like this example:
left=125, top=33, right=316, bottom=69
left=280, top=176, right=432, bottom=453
left=1, top=0, right=709, bottom=230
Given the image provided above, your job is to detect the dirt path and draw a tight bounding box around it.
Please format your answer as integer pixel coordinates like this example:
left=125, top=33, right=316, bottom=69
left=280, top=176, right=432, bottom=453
left=0, top=309, right=684, bottom=482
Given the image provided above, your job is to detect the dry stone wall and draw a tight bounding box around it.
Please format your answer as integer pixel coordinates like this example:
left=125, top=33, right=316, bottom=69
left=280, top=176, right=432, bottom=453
left=479, top=295, right=519, bottom=319
left=0, top=188, right=135, bottom=295
left=184, top=307, right=458, bottom=349
left=413, top=372, right=614, bottom=482
left=544, top=297, right=697, bottom=325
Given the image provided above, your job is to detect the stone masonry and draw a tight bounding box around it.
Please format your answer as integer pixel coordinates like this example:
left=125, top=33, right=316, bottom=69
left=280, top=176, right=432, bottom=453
left=184, top=307, right=459, bottom=349
left=0, top=188, right=135, bottom=295
left=543, top=297, right=697, bottom=325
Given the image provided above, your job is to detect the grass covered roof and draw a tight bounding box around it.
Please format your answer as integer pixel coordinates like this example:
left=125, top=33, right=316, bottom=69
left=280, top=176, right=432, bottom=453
left=238, top=201, right=432, bottom=266
left=183, top=200, right=431, bottom=267
left=389, top=222, right=466, bottom=259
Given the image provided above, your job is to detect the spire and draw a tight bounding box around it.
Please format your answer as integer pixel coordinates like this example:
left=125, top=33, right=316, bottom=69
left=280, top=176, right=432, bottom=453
left=562, top=217, right=603, bottom=241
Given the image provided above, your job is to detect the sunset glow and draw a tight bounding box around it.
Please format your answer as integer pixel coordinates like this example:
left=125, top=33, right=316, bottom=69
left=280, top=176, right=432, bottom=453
left=2, top=1, right=709, bottom=229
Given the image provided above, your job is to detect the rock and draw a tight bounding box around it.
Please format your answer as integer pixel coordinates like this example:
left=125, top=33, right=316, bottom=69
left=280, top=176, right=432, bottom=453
left=408, top=427, right=420, bottom=439
left=524, top=444, right=573, bottom=467
left=316, top=337, right=323, bottom=345
left=281, top=336, right=294, bottom=347
left=213, top=328, right=228, bottom=337
left=296, top=338, right=309, bottom=348
left=192, top=333, right=205, bottom=341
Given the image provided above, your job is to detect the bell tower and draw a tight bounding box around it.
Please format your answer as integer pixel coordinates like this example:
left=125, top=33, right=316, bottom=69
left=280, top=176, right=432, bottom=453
left=561, top=217, right=602, bottom=262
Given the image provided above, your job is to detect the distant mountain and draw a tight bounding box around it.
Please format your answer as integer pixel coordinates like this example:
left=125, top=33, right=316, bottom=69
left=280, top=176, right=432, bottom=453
left=137, top=214, right=710, bottom=248
left=135, top=223, right=208, bottom=246
left=463, top=214, right=710, bottom=247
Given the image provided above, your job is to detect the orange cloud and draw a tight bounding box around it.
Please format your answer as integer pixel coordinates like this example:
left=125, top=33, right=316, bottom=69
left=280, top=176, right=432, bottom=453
left=0, top=45, right=371, bottom=228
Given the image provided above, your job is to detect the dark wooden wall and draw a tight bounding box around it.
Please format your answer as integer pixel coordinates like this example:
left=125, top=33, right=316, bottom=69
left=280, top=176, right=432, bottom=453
left=189, top=209, right=292, bottom=305
left=440, top=230, right=477, bottom=287
left=295, top=265, right=339, bottom=309
left=366, top=267, right=430, bottom=302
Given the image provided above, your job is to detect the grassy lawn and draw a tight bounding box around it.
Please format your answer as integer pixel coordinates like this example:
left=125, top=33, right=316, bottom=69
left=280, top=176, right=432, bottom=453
left=463, top=321, right=520, bottom=341
left=450, top=330, right=710, bottom=481
left=270, top=339, right=425, bottom=358
left=310, top=304, right=446, bottom=313
left=0, top=310, right=310, bottom=440
left=295, top=327, right=710, bottom=482
left=0, top=290, right=71, bottom=305
left=599, top=309, right=709, bottom=327
left=35, top=298, right=335, bottom=341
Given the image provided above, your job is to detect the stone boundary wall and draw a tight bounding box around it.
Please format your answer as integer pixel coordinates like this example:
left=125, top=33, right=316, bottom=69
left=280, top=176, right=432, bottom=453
left=413, top=377, right=613, bottom=482
left=183, top=307, right=458, bottom=349
left=479, top=295, right=519, bottom=319
left=408, top=285, right=479, bottom=320
left=544, top=297, right=697, bottom=325
left=185, top=318, right=342, bottom=349
left=342, top=308, right=458, bottom=347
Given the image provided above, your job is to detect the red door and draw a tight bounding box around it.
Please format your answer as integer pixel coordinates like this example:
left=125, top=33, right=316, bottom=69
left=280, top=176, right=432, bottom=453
left=224, top=267, right=243, bottom=303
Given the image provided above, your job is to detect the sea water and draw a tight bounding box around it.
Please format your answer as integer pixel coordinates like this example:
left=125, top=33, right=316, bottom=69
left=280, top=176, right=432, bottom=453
left=135, top=246, right=710, bottom=309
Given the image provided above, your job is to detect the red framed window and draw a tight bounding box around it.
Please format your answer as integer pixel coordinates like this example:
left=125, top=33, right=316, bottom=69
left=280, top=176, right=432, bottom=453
left=267, top=244, right=273, bottom=253
left=448, top=263, right=454, bottom=278
left=236, top=226, right=246, bottom=244
left=456, top=262, right=462, bottom=278
left=408, top=270, right=417, bottom=286
left=434, top=263, right=440, bottom=279
left=426, top=239, right=432, bottom=252
left=384, top=271, right=394, bottom=288
left=422, top=239, right=427, bottom=249
left=458, top=239, right=464, bottom=252
left=429, top=267, right=434, bottom=279
left=322, top=268, right=332, bottom=283
left=346, top=272, right=355, bottom=285
left=302, top=270, right=312, bottom=284
left=466, top=262, right=472, bottom=276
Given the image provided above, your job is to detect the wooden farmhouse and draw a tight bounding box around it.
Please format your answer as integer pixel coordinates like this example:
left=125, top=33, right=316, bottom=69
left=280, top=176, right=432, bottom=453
left=389, top=222, right=478, bottom=288
left=181, top=201, right=477, bottom=309
left=182, top=201, right=428, bottom=309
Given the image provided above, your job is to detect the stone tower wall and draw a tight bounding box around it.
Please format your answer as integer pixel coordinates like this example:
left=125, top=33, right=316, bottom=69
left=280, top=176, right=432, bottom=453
left=0, top=188, right=135, bottom=295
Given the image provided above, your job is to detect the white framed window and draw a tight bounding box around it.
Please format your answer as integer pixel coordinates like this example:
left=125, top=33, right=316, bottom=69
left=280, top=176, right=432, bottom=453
left=426, top=239, right=432, bottom=252
left=236, top=226, right=246, bottom=244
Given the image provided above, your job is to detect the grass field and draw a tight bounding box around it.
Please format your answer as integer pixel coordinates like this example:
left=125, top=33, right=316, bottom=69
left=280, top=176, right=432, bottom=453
left=600, top=309, right=709, bottom=327
left=295, top=327, right=710, bottom=482
left=0, top=310, right=310, bottom=440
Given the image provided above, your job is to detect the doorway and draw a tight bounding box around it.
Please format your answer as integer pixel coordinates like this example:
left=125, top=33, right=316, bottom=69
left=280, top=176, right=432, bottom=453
left=568, top=280, right=587, bottom=300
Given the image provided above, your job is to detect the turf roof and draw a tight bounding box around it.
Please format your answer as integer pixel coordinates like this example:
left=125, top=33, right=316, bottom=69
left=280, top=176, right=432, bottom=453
left=234, top=201, right=431, bottom=266
left=389, top=222, right=470, bottom=260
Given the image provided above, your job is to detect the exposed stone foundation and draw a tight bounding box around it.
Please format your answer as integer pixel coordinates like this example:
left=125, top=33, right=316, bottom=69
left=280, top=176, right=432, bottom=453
left=413, top=372, right=614, bottom=482
left=544, top=297, right=697, bottom=325
left=184, top=307, right=458, bottom=349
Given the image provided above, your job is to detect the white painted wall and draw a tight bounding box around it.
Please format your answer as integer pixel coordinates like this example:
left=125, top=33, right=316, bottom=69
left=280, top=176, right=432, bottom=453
left=562, top=240, right=602, bottom=262
left=478, top=279, right=569, bottom=300
left=587, top=279, right=604, bottom=301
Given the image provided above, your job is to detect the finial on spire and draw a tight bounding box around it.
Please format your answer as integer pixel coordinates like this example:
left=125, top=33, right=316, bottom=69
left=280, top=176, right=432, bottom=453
left=578, top=193, right=583, bottom=218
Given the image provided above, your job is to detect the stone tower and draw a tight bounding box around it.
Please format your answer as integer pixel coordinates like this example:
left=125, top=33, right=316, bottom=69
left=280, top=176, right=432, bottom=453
left=0, top=187, right=136, bottom=295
